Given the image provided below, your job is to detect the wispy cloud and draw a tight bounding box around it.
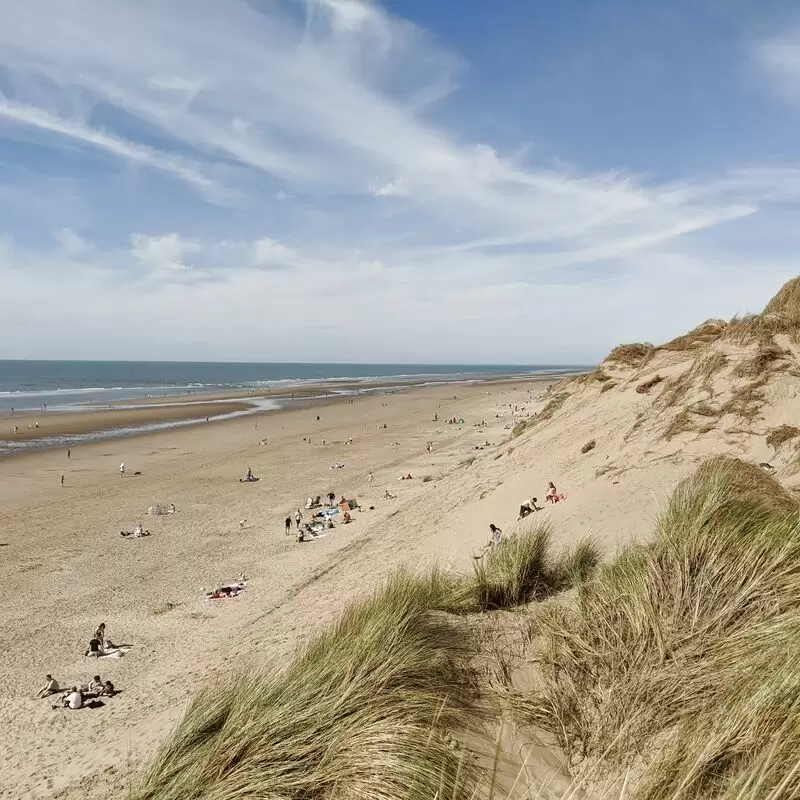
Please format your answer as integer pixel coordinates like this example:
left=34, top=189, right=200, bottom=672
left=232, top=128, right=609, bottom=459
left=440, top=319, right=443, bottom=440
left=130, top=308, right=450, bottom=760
left=0, top=95, right=215, bottom=191
left=0, top=0, right=799, bottom=360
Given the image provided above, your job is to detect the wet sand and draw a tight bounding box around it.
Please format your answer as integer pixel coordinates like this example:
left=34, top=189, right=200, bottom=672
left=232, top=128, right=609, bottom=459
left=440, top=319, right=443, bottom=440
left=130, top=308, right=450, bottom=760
left=0, top=401, right=254, bottom=441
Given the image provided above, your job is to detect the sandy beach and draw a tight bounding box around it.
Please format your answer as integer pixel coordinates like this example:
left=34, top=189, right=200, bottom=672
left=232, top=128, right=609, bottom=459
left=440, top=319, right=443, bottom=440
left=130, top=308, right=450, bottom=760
left=1, top=375, right=566, bottom=799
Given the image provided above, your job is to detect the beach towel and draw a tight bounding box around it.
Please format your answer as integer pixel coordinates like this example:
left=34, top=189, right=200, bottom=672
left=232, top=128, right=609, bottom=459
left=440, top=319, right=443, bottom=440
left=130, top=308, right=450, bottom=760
left=317, top=507, right=339, bottom=518
left=98, top=646, right=131, bottom=659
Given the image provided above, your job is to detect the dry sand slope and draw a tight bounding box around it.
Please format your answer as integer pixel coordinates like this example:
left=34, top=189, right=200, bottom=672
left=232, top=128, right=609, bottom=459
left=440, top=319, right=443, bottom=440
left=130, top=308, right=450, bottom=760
left=6, top=278, right=800, bottom=799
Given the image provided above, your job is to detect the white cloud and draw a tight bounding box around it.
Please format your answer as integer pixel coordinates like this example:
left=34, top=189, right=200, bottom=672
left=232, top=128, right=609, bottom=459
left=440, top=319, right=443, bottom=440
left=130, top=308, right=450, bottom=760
left=370, top=178, right=409, bottom=197
left=130, top=233, right=199, bottom=273
left=252, top=238, right=295, bottom=266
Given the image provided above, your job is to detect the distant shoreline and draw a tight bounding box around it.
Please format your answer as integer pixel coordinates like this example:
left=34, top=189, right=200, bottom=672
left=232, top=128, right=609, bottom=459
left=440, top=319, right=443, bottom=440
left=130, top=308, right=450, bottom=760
left=0, top=371, right=583, bottom=457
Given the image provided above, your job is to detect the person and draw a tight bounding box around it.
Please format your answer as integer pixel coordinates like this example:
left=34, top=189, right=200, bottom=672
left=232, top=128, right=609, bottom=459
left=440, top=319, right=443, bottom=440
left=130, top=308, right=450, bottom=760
left=489, top=524, right=502, bottom=542
left=99, top=680, right=115, bottom=697
left=545, top=483, right=565, bottom=503
left=368, top=472, right=374, bottom=486
left=246, top=467, right=253, bottom=481
left=37, top=674, right=60, bottom=698
left=119, top=462, right=125, bottom=477
left=168, top=503, right=176, bottom=514
left=54, top=687, right=83, bottom=710
left=343, top=510, right=352, bottom=524
left=88, top=675, right=104, bottom=695
left=285, top=516, right=292, bottom=535
left=134, top=522, right=144, bottom=537
left=294, top=509, right=302, bottom=528
left=328, top=491, right=335, bottom=506
left=316, top=415, right=320, bottom=422
left=60, top=475, right=64, bottom=486
left=384, top=489, right=397, bottom=499
left=94, top=623, right=106, bottom=647
left=66, top=448, right=71, bottom=460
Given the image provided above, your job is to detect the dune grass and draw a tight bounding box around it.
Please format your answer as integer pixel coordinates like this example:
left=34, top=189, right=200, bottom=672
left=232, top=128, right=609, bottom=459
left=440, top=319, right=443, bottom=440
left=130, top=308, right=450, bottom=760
left=508, top=456, right=800, bottom=799
left=635, top=374, right=664, bottom=394
left=132, top=575, right=482, bottom=800
left=415, top=523, right=600, bottom=614
left=605, top=342, right=655, bottom=368
left=131, top=525, right=601, bottom=800
left=766, top=425, right=800, bottom=450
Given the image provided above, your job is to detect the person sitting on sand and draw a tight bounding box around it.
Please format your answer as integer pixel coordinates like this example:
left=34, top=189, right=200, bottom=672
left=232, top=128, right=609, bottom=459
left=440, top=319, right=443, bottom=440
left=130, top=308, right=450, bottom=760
left=99, top=680, right=115, bottom=697
left=54, top=687, right=83, bottom=710
left=134, top=522, right=144, bottom=537
left=545, top=482, right=565, bottom=503
left=343, top=511, right=352, bottom=524
left=85, top=637, right=104, bottom=657
left=37, top=674, right=60, bottom=698
left=384, top=490, right=397, bottom=500
left=246, top=467, right=253, bottom=481
left=87, top=675, right=104, bottom=695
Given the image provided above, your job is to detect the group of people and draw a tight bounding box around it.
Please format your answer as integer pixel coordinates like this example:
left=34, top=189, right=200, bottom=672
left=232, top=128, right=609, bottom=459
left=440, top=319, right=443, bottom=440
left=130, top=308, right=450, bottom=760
left=121, top=522, right=150, bottom=538
left=84, top=622, right=126, bottom=658
left=518, top=482, right=565, bottom=519
left=41, top=674, right=116, bottom=710
left=41, top=622, right=122, bottom=710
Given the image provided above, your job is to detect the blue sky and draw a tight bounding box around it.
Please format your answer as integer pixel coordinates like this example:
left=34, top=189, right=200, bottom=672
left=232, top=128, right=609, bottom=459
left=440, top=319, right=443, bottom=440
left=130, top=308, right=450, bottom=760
left=1, top=0, right=800, bottom=363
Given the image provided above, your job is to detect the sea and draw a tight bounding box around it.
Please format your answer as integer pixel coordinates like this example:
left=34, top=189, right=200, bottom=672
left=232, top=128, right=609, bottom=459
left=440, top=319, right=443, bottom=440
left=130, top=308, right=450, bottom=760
left=0, top=360, right=586, bottom=455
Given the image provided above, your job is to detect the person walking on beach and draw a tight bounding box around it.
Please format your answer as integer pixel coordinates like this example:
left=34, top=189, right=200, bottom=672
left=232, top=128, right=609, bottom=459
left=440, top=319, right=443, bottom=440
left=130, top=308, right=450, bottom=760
left=60, top=475, right=64, bottom=487
left=285, top=516, right=292, bottom=535
left=66, top=448, right=71, bottom=460
left=294, top=509, right=303, bottom=529
left=119, top=462, right=125, bottom=477
left=328, top=491, right=335, bottom=506
left=368, top=472, right=374, bottom=487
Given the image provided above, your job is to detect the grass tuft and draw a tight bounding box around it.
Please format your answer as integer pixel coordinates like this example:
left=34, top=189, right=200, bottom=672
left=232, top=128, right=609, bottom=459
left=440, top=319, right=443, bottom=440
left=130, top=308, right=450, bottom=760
left=605, top=343, right=654, bottom=369
left=133, top=574, right=482, bottom=800
left=766, top=425, right=800, bottom=450
left=509, top=457, right=800, bottom=798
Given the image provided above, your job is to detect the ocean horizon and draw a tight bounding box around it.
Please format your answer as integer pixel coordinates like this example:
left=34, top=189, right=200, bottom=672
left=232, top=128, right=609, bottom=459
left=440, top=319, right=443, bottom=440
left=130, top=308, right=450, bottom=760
left=0, top=360, right=587, bottom=412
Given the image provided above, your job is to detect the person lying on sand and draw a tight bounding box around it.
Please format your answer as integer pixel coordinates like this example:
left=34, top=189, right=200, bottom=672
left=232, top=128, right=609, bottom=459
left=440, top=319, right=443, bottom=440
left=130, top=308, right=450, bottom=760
left=206, top=581, right=246, bottom=599
left=120, top=527, right=150, bottom=538
left=400, top=473, right=413, bottom=480
left=384, top=490, right=397, bottom=499
left=37, top=674, right=60, bottom=698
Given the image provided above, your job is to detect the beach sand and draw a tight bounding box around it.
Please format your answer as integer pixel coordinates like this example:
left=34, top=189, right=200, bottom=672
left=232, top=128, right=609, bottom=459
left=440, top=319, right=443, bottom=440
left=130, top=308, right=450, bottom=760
left=1, top=376, right=566, bottom=799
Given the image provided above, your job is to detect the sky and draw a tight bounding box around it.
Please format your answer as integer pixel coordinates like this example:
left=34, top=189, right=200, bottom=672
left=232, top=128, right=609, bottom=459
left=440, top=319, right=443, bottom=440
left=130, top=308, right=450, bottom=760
left=1, top=0, right=800, bottom=364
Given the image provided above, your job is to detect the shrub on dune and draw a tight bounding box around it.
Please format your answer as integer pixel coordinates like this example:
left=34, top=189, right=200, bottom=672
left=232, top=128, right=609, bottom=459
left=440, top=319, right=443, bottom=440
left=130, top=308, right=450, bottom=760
left=512, top=456, right=800, bottom=798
